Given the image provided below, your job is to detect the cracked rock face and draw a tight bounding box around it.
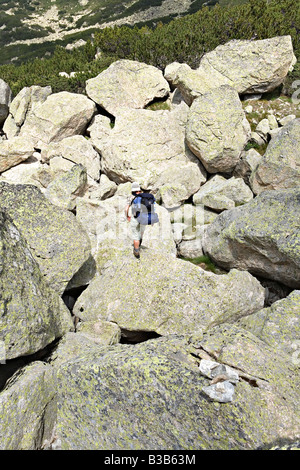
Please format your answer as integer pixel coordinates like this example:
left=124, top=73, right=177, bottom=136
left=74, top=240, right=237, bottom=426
left=0, top=211, right=72, bottom=360
left=197, top=36, right=297, bottom=95
left=0, top=182, right=91, bottom=294
left=73, top=247, right=265, bottom=335
left=203, top=188, right=300, bottom=288
left=54, top=327, right=300, bottom=450
left=186, top=85, right=251, bottom=173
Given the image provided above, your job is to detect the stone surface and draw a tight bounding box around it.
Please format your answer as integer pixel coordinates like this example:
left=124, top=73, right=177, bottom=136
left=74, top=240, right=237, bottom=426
left=186, top=85, right=251, bottom=173
left=99, top=108, right=206, bottom=207
left=86, top=59, right=170, bottom=116
left=45, top=164, right=87, bottom=210
left=55, top=328, right=300, bottom=449
left=3, top=86, right=52, bottom=139
left=41, top=135, right=101, bottom=181
left=19, top=91, right=96, bottom=147
left=0, top=211, right=72, bottom=360
left=203, top=188, right=300, bottom=288
left=238, top=290, right=300, bottom=360
left=233, top=148, right=262, bottom=184
left=73, top=247, right=265, bottom=335
left=0, top=182, right=91, bottom=294
left=0, top=79, right=12, bottom=125
left=197, top=36, right=296, bottom=95
left=193, top=175, right=253, bottom=212
left=250, top=118, right=300, bottom=194
left=0, top=136, right=35, bottom=173
left=0, top=362, right=56, bottom=450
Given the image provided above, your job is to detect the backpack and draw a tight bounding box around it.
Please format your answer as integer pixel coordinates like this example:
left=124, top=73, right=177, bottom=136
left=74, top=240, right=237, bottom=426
left=131, top=192, right=159, bottom=226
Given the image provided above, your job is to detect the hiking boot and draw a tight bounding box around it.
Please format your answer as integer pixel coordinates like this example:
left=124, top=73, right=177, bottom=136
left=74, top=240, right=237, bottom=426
left=133, top=248, right=140, bottom=259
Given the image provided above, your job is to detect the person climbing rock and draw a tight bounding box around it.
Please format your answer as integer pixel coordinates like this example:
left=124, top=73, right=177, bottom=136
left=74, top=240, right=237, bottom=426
left=125, top=182, right=146, bottom=259
left=125, top=182, right=159, bottom=259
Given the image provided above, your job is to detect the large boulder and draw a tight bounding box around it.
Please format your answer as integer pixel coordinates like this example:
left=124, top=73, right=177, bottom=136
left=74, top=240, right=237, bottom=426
left=250, top=118, right=300, bottom=194
left=55, top=327, right=300, bottom=449
left=238, top=290, right=300, bottom=361
left=197, top=36, right=296, bottom=95
left=19, top=92, right=96, bottom=148
left=0, top=182, right=91, bottom=294
left=73, top=247, right=265, bottom=335
left=44, top=164, right=87, bottom=211
left=3, top=85, right=52, bottom=139
left=86, top=59, right=170, bottom=116
left=0, top=362, right=56, bottom=450
left=0, top=136, right=35, bottom=173
left=203, top=188, right=300, bottom=288
left=186, top=85, right=251, bottom=173
left=0, top=211, right=72, bottom=360
left=98, top=108, right=206, bottom=207
left=193, top=175, right=253, bottom=212
left=41, top=135, right=101, bottom=181
left=0, top=79, right=12, bottom=125
left=164, top=62, right=225, bottom=106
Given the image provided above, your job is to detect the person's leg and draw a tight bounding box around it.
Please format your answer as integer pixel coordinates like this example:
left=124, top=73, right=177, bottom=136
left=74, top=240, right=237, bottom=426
left=140, top=225, right=146, bottom=248
left=131, top=217, right=141, bottom=258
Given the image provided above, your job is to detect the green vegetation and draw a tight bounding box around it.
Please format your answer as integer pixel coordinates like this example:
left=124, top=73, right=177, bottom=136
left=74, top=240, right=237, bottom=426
left=180, top=255, right=221, bottom=273
left=0, top=0, right=298, bottom=97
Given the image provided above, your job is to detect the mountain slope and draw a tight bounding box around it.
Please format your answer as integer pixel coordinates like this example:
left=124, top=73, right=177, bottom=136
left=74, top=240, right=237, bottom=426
left=0, top=0, right=211, bottom=64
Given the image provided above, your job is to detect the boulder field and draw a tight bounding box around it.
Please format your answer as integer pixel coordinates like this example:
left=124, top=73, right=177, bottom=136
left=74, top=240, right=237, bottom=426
left=0, top=35, right=299, bottom=450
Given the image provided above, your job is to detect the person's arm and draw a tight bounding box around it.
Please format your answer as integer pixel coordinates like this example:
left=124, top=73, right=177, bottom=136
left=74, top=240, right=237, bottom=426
left=125, top=204, right=131, bottom=221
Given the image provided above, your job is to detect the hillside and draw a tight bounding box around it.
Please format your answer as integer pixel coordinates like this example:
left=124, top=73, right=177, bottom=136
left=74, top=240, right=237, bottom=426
left=0, top=0, right=213, bottom=64
left=0, top=0, right=298, bottom=99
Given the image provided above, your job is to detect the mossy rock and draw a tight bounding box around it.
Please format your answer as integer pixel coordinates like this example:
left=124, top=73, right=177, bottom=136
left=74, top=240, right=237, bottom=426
left=0, top=182, right=91, bottom=294
left=0, top=211, right=72, bottom=360
left=203, top=188, right=300, bottom=288
left=55, top=327, right=300, bottom=449
left=73, top=247, right=265, bottom=335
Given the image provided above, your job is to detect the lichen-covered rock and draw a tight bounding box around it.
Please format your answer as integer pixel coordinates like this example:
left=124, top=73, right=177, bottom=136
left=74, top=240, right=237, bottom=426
left=164, top=63, right=222, bottom=106
left=45, top=164, right=87, bottom=211
left=193, top=175, right=253, bottom=212
left=0, top=211, right=73, bottom=360
left=250, top=119, right=300, bottom=194
left=73, top=247, right=265, bottom=335
left=0, top=136, right=35, bottom=173
left=19, top=91, right=96, bottom=147
left=237, top=290, right=300, bottom=360
left=233, top=148, right=262, bottom=184
left=0, top=182, right=91, bottom=294
left=197, top=36, right=296, bottom=95
left=3, top=85, right=52, bottom=139
left=86, top=59, right=170, bottom=116
left=0, top=362, right=56, bottom=450
left=0, top=79, right=12, bottom=125
left=186, top=85, right=251, bottom=173
left=55, top=328, right=300, bottom=450
left=203, top=188, right=300, bottom=288
left=41, top=135, right=101, bottom=181
left=99, top=108, right=206, bottom=207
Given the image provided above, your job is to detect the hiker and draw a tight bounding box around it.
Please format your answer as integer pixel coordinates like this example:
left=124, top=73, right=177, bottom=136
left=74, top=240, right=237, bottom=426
left=125, top=182, right=159, bottom=259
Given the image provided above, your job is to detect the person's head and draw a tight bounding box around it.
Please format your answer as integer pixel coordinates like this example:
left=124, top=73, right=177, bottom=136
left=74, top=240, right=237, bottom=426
left=131, top=182, right=142, bottom=195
